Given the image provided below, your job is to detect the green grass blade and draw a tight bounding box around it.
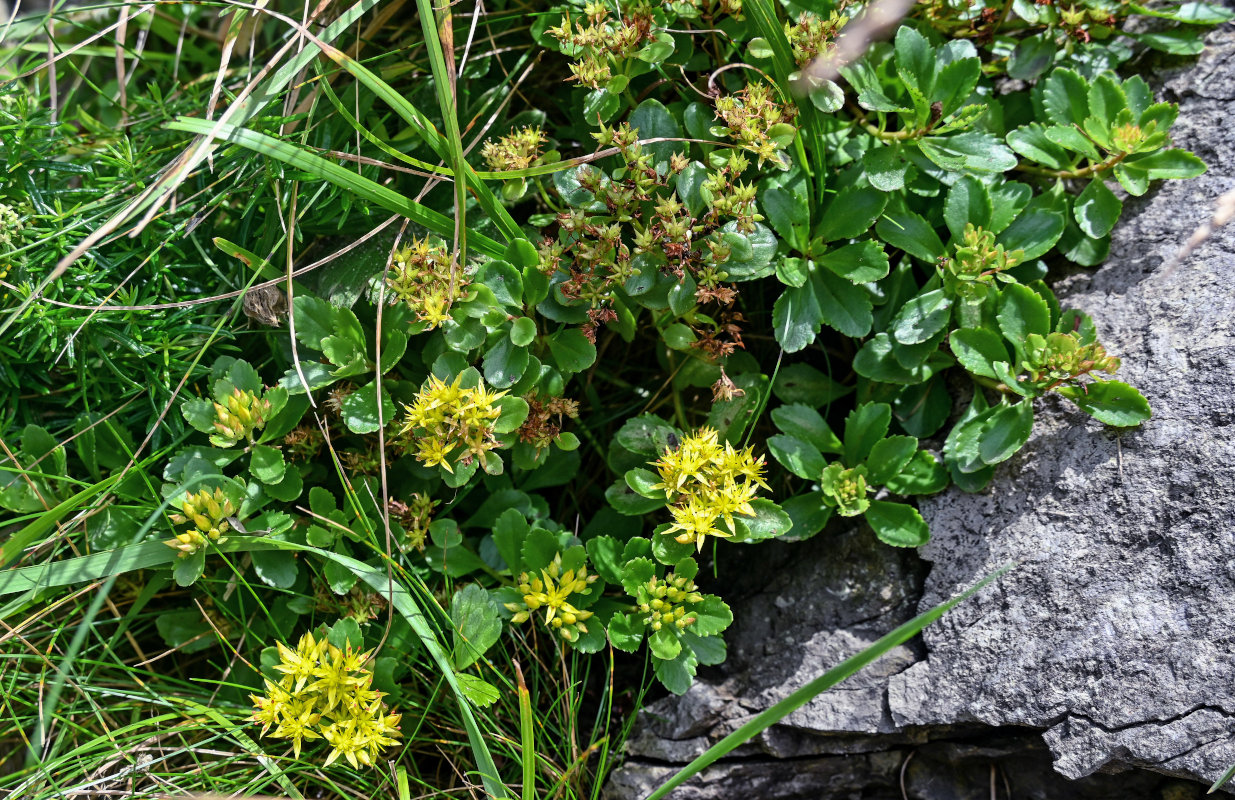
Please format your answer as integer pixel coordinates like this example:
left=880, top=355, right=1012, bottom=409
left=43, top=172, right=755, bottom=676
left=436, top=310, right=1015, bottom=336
left=0, top=536, right=281, bottom=603
left=743, top=0, right=828, bottom=211
left=517, top=665, right=536, bottom=800
left=166, top=116, right=505, bottom=258
left=1, top=0, right=386, bottom=339
left=179, top=701, right=306, bottom=800
left=643, top=563, right=1014, bottom=800
left=314, top=44, right=523, bottom=244
left=0, top=534, right=510, bottom=797
left=413, top=0, right=470, bottom=267
left=1, top=470, right=128, bottom=567
left=1210, top=762, right=1235, bottom=793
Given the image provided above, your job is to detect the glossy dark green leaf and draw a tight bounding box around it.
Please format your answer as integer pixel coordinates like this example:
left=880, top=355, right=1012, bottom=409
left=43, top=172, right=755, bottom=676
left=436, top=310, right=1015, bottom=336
left=450, top=584, right=503, bottom=670
left=772, top=363, right=853, bottom=407
left=885, top=450, right=950, bottom=495
left=1008, top=36, right=1055, bottom=80
left=918, top=132, right=1018, bottom=174
left=1057, top=381, right=1152, bottom=426
left=813, top=268, right=874, bottom=337
left=877, top=209, right=946, bottom=262
left=252, top=549, right=298, bottom=589
left=865, top=435, right=918, bottom=486
left=767, top=434, right=825, bottom=480
left=944, top=176, right=993, bottom=240
left=996, top=205, right=1065, bottom=261
left=1125, top=149, right=1206, bottom=179
left=780, top=492, right=833, bottom=542
left=249, top=445, right=286, bottom=485
left=890, top=289, right=952, bottom=345
left=547, top=328, right=597, bottom=374
left=770, top=404, right=843, bottom=453
left=763, top=187, right=809, bottom=252
left=816, top=185, right=888, bottom=241
left=853, top=334, right=937, bottom=385
left=865, top=500, right=930, bottom=547
left=1042, top=68, right=1089, bottom=127
left=653, top=645, right=698, bottom=695
left=997, top=283, right=1052, bottom=349
left=483, top=336, right=529, bottom=389
left=1074, top=178, right=1122, bottom=239
left=949, top=327, right=1010, bottom=379
left=629, top=98, right=683, bottom=163
left=864, top=147, right=911, bottom=192
left=978, top=401, right=1035, bottom=465
left=730, top=499, right=794, bottom=543
left=843, top=402, right=892, bottom=467
left=819, top=241, right=890, bottom=284
left=341, top=381, right=395, bottom=435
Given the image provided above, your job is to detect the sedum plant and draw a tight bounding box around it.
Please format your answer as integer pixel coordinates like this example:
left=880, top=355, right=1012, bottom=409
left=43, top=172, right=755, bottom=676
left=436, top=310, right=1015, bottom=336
left=18, top=0, right=1227, bottom=778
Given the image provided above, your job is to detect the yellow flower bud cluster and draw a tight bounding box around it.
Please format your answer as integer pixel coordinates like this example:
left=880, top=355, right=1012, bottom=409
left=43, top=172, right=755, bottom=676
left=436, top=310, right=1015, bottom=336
left=481, top=126, right=547, bottom=172
left=1024, top=332, right=1121, bottom=388
left=211, top=387, right=273, bottom=447
left=940, top=224, right=1024, bottom=303
left=636, top=571, right=703, bottom=633
left=166, top=487, right=236, bottom=557
left=386, top=237, right=467, bottom=330
left=398, top=374, right=506, bottom=474
left=250, top=632, right=402, bottom=769
left=0, top=202, right=23, bottom=250
left=820, top=462, right=870, bottom=517
left=504, top=553, right=598, bottom=642
left=650, top=426, right=770, bottom=550
left=713, top=82, right=799, bottom=169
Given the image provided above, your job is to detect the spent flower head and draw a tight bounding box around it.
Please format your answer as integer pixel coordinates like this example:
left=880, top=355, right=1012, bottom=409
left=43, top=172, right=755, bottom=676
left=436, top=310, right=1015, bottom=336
left=386, top=237, right=467, bottom=329
left=481, top=125, right=548, bottom=172
left=784, top=10, right=849, bottom=67
left=650, top=426, right=769, bottom=550
left=712, top=82, right=798, bottom=169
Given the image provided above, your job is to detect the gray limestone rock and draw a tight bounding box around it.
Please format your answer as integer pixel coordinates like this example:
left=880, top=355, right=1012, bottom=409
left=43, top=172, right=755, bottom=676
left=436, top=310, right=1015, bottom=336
left=607, top=23, right=1235, bottom=800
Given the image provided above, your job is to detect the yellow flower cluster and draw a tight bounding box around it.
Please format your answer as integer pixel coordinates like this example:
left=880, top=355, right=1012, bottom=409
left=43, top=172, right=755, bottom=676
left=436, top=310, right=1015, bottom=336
left=386, top=238, right=467, bottom=329
left=250, top=632, right=402, bottom=768
left=166, top=487, right=236, bottom=557
left=650, top=426, right=769, bottom=550
left=212, top=387, right=272, bottom=447
left=398, top=374, right=506, bottom=473
left=481, top=125, right=547, bottom=172
left=505, top=553, right=598, bottom=642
